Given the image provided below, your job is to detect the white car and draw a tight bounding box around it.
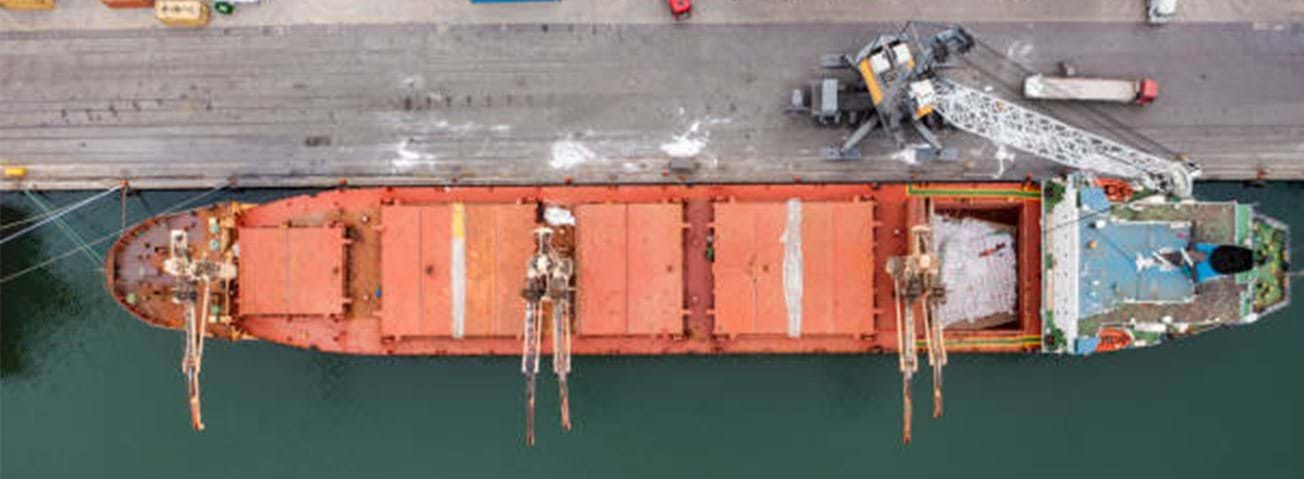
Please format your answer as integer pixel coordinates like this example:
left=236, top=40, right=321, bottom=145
left=1148, top=0, right=1177, bottom=24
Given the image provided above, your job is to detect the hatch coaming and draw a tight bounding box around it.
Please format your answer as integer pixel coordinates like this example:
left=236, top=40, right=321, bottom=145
left=573, top=203, right=684, bottom=337
left=235, top=226, right=347, bottom=317
left=376, top=203, right=536, bottom=339
left=712, top=200, right=877, bottom=338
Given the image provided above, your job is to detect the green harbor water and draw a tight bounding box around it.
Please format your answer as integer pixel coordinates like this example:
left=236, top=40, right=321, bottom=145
left=2, top=183, right=1301, bottom=478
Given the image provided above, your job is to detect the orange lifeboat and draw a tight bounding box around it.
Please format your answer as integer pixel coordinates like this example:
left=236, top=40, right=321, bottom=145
left=1093, top=178, right=1135, bottom=203
left=1095, top=327, right=1134, bottom=352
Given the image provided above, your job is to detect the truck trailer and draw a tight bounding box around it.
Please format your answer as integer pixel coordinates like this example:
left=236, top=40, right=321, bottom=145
left=1023, top=74, right=1158, bottom=105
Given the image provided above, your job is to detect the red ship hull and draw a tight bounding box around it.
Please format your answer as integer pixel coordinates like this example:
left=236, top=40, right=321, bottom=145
left=106, top=183, right=1044, bottom=356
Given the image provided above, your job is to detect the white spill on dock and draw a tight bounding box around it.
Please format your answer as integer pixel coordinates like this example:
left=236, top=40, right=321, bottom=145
left=994, top=143, right=1016, bottom=178
left=660, top=116, right=731, bottom=159
left=550, top=140, right=599, bottom=169
left=390, top=138, right=438, bottom=171
left=890, top=144, right=931, bottom=165
left=660, top=121, right=709, bottom=158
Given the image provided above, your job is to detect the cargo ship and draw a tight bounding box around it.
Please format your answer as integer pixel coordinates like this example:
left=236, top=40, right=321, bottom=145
left=105, top=175, right=1290, bottom=443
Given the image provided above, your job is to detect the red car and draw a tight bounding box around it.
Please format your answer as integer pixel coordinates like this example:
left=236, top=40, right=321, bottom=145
left=667, top=0, right=692, bottom=20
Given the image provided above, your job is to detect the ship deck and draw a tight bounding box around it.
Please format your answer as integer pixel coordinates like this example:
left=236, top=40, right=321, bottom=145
left=1079, top=201, right=1249, bottom=336
left=107, top=183, right=1045, bottom=356
left=1041, top=175, right=1291, bottom=354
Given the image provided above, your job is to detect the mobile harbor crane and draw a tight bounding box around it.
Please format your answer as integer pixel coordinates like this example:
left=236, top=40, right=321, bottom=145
left=790, top=25, right=1198, bottom=199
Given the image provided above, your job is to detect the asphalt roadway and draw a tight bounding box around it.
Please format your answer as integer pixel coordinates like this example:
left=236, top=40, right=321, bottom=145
left=1, top=21, right=1301, bottom=190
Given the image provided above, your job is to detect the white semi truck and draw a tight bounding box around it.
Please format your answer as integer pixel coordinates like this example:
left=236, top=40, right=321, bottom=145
left=1023, top=74, right=1159, bottom=106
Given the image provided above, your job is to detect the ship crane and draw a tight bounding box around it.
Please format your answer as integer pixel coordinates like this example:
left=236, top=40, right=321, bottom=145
left=885, top=199, right=948, bottom=444
left=162, top=229, right=234, bottom=431
left=519, top=226, right=576, bottom=446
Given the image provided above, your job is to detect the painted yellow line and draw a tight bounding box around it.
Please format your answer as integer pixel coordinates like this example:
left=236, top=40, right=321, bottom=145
left=451, top=203, right=465, bottom=239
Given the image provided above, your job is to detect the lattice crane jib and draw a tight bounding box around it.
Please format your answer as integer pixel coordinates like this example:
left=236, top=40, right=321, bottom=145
left=932, top=79, right=1198, bottom=198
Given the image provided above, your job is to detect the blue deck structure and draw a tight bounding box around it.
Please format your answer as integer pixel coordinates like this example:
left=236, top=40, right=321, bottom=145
left=1043, top=174, right=1290, bottom=355
left=1077, top=184, right=1196, bottom=319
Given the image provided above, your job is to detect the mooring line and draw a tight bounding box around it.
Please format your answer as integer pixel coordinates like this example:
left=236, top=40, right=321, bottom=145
left=0, top=182, right=230, bottom=285
left=0, top=185, right=122, bottom=246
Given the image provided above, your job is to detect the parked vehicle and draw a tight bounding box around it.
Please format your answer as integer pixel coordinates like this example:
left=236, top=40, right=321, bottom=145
left=1023, top=74, right=1159, bottom=105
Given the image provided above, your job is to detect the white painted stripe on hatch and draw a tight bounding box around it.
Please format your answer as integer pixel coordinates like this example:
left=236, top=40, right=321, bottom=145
left=782, top=198, right=804, bottom=338
left=451, top=203, right=467, bottom=339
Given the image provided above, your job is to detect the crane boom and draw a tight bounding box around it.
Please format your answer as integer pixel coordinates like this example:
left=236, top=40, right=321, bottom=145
left=885, top=199, right=948, bottom=445
left=519, top=225, right=577, bottom=446
left=932, top=79, right=1197, bottom=198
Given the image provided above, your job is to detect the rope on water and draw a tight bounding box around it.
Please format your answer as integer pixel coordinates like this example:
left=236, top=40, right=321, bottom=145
left=23, top=190, right=104, bottom=266
left=0, top=185, right=123, bottom=246
left=2, top=202, right=74, bottom=230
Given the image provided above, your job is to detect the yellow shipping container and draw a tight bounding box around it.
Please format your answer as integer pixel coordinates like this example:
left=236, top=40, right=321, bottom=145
left=155, top=0, right=209, bottom=27
left=0, top=0, right=56, bottom=11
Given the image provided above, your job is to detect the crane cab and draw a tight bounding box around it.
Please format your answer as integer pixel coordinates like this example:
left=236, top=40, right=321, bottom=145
left=856, top=39, right=916, bottom=106
left=908, top=80, right=938, bottom=119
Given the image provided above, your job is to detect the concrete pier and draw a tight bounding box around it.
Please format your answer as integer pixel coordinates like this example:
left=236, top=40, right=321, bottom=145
left=2, top=3, right=1301, bottom=190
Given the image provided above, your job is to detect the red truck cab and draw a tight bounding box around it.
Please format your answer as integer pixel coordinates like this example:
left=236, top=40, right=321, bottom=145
left=1136, top=78, right=1159, bottom=105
